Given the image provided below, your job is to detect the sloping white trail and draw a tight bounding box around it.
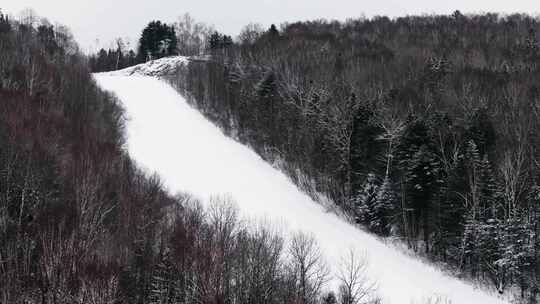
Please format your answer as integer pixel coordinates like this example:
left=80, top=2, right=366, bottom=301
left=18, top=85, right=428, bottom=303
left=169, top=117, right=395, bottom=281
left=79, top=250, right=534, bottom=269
left=94, top=74, right=508, bottom=304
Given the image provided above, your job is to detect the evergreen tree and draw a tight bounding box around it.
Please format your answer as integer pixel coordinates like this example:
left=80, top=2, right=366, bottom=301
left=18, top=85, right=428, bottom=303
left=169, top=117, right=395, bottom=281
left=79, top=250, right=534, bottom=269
left=354, top=173, right=380, bottom=228
left=354, top=173, right=396, bottom=236
left=127, top=50, right=137, bottom=66
left=96, top=48, right=108, bottom=71
left=349, top=105, right=383, bottom=196
left=465, top=109, right=496, bottom=156
left=460, top=140, right=509, bottom=290
left=268, top=24, right=279, bottom=37
left=373, top=177, right=398, bottom=236
left=461, top=216, right=504, bottom=288
left=209, top=31, right=223, bottom=50
left=498, top=217, right=535, bottom=296
left=433, top=161, right=467, bottom=262
left=397, top=118, right=442, bottom=253
left=267, top=24, right=280, bottom=43
left=138, top=21, right=177, bottom=62
left=257, top=72, right=276, bottom=98
left=208, top=31, right=234, bottom=51
left=222, top=35, right=233, bottom=48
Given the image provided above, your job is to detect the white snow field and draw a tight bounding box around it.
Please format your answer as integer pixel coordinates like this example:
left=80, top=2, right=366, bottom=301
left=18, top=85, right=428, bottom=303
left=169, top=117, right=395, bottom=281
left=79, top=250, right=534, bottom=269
left=94, top=71, right=509, bottom=304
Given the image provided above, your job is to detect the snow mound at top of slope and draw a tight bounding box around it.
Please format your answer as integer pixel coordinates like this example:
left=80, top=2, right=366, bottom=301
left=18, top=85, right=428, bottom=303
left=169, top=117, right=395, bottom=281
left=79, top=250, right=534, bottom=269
left=93, top=74, right=510, bottom=304
left=103, top=56, right=190, bottom=77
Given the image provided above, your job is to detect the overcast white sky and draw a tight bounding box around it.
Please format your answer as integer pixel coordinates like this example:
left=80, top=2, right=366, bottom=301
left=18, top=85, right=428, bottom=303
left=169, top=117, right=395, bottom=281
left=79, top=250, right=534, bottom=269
left=2, top=0, right=539, bottom=53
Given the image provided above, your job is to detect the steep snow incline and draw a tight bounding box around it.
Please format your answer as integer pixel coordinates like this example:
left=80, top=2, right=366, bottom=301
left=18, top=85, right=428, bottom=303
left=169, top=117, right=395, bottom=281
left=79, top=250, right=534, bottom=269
left=94, top=74, right=508, bottom=304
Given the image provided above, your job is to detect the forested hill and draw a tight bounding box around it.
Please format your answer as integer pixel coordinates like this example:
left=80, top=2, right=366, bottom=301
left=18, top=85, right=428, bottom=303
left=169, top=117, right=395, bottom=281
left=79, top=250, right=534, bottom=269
left=0, top=11, right=177, bottom=302
left=0, top=11, right=448, bottom=304
left=169, top=12, right=540, bottom=301
left=3, top=8, right=540, bottom=302
left=0, top=12, right=366, bottom=304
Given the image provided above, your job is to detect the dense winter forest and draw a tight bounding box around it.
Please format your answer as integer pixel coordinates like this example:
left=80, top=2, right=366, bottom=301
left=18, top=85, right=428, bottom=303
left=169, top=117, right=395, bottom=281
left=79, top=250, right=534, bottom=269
left=4, top=5, right=540, bottom=302
left=0, top=11, right=382, bottom=304
left=91, top=11, right=540, bottom=302
left=162, top=12, right=540, bottom=302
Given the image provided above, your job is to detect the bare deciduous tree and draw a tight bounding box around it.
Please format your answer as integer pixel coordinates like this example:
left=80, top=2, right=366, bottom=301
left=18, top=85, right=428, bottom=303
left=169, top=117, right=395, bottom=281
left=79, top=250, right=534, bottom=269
left=337, top=250, right=378, bottom=304
left=238, top=23, right=264, bottom=45
left=175, top=13, right=215, bottom=56
left=288, top=231, right=330, bottom=304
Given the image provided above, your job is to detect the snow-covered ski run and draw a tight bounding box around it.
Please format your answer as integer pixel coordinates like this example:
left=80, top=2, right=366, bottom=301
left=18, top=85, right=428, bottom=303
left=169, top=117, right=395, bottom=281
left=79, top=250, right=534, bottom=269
left=94, top=67, right=509, bottom=304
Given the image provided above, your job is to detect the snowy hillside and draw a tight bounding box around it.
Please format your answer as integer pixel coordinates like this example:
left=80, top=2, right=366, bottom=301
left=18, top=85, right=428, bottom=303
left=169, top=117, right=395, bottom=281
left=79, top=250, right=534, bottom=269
left=104, top=56, right=190, bottom=76
left=94, top=70, right=509, bottom=304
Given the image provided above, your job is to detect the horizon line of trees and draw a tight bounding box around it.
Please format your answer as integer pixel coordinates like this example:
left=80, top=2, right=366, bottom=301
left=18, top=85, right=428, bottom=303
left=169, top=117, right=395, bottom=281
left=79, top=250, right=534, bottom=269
left=90, top=13, right=232, bottom=72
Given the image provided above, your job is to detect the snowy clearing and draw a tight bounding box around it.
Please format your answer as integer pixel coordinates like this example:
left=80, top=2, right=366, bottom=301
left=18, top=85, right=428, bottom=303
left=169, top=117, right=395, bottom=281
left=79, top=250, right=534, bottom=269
left=94, top=73, right=509, bottom=304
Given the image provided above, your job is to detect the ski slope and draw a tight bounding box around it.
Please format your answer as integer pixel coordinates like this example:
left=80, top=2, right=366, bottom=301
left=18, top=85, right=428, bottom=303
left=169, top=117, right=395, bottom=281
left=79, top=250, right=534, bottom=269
left=94, top=71, right=508, bottom=304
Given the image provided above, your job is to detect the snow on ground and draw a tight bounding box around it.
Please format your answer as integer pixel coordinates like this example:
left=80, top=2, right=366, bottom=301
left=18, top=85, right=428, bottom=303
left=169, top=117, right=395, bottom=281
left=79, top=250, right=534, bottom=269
left=94, top=74, right=509, bottom=304
left=104, top=56, right=190, bottom=76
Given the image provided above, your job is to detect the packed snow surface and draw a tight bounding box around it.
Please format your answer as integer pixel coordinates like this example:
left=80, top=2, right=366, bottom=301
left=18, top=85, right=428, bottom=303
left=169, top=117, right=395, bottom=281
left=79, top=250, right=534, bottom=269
left=94, top=73, right=508, bottom=304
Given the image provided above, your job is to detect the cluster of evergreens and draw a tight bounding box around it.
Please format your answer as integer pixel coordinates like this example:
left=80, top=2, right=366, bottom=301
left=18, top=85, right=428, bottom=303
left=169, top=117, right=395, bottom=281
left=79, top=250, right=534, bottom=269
left=171, top=12, right=540, bottom=301
left=137, top=20, right=178, bottom=62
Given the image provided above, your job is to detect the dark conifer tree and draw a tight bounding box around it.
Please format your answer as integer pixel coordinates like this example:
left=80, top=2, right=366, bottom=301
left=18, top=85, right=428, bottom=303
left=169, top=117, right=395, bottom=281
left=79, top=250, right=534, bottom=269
left=209, top=31, right=223, bottom=50
left=349, top=105, right=383, bottom=196
left=137, top=21, right=178, bottom=62
left=465, top=109, right=496, bottom=156
left=268, top=24, right=279, bottom=38
left=373, top=177, right=398, bottom=236
left=397, top=118, right=441, bottom=253
left=354, top=173, right=380, bottom=228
